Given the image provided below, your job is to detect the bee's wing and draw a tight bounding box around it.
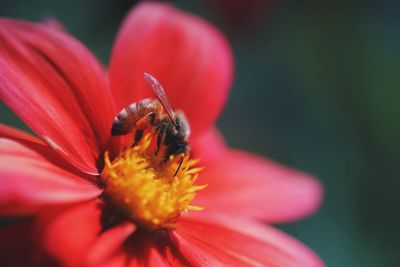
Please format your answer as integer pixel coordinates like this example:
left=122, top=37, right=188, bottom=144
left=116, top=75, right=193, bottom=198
left=143, top=73, right=175, bottom=122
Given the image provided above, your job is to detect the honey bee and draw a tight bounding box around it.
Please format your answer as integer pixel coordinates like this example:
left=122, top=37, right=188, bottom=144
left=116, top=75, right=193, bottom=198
left=111, top=73, right=191, bottom=163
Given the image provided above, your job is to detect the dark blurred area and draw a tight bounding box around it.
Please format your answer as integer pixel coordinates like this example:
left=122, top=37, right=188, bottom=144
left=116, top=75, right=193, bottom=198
left=1, top=0, right=399, bottom=266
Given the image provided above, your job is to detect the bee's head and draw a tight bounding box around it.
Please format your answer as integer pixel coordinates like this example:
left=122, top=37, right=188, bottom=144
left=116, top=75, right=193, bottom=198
left=173, top=111, right=190, bottom=139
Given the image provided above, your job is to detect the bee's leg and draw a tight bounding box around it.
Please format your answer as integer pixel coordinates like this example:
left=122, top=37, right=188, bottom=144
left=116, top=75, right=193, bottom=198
left=155, top=122, right=167, bottom=156
left=133, top=112, right=157, bottom=147
left=132, top=129, right=144, bottom=146
left=136, top=112, right=157, bottom=130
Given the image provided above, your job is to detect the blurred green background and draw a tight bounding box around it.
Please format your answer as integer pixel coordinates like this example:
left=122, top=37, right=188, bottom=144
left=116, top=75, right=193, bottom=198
left=1, top=0, right=399, bottom=266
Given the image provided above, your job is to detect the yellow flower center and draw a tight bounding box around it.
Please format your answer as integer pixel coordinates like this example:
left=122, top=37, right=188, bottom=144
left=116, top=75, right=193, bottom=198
left=101, top=134, right=205, bottom=231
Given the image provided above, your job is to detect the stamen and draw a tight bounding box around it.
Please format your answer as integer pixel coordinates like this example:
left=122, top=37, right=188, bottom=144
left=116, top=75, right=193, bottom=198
left=101, top=134, right=205, bottom=231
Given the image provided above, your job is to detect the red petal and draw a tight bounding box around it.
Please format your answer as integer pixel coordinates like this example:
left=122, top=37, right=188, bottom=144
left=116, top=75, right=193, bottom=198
left=0, top=19, right=116, bottom=174
left=0, top=124, right=44, bottom=146
left=191, top=127, right=227, bottom=163
left=41, top=17, right=66, bottom=32
left=85, top=222, right=136, bottom=266
left=126, top=242, right=170, bottom=267
left=194, top=149, right=323, bottom=223
left=171, top=213, right=324, bottom=267
left=97, top=251, right=127, bottom=267
left=0, top=137, right=101, bottom=216
left=35, top=201, right=101, bottom=266
left=109, top=2, right=233, bottom=136
left=35, top=201, right=135, bottom=267
left=0, top=124, right=85, bottom=174
left=146, top=247, right=170, bottom=267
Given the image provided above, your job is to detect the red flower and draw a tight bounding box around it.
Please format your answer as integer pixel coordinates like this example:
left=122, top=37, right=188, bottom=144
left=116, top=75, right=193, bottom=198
left=0, top=2, right=324, bottom=266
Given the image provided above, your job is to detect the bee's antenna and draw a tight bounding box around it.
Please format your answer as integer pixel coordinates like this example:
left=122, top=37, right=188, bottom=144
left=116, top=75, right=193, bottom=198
left=173, top=157, right=184, bottom=177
